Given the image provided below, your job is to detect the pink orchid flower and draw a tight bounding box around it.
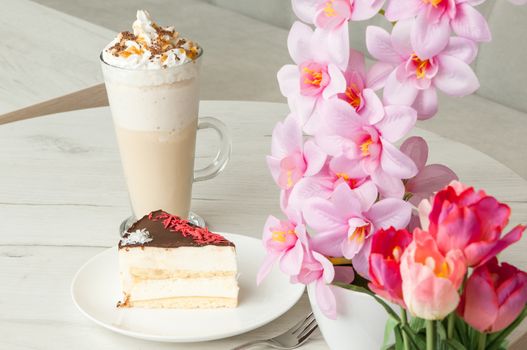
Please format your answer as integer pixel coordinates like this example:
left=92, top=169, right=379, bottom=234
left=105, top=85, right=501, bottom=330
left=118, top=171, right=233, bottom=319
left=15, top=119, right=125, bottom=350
left=400, top=136, right=458, bottom=206
left=290, top=231, right=355, bottom=319
left=287, top=155, right=370, bottom=213
left=315, top=98, right=418, bottom=197
left=401, top=228, right=467, bottom=320
left=257, top=211, right=308, bottom=285
left=422, top=182, right=526, bottom=268
left=369, top=227, right=413, bottom=307
left=303, top=182, right=412, bottom=259
left=277, top=21, right=347, bottom=124
left=304, top=49, right=394, bottom=134
left=458, top=257, right=527, bottom=333
left=366, top=20, right=479, bottom=119
left=267, top=113, right=326, bottom=191
left=385, top=0, right=491, bottom=59
left=291, top=0, right=386, bottom=70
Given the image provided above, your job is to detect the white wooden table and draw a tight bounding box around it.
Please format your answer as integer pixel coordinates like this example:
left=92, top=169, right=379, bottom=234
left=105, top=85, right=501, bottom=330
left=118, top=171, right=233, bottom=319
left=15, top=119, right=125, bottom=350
left=1, top=100, right=527, bottom=350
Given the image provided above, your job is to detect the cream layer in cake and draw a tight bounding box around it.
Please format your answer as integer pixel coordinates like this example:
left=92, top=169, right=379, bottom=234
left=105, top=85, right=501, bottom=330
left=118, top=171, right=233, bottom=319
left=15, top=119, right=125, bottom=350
left=118, top=210, right=239, bottom=308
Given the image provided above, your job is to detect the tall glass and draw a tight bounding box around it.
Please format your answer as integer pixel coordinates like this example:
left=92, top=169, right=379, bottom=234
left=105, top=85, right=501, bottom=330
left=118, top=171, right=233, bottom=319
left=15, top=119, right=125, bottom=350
left=100, top=51, right=230, bottom=228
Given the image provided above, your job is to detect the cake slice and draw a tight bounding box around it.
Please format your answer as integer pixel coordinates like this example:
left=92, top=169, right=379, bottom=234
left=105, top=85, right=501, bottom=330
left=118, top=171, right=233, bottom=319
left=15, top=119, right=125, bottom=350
left=118, top=210, right=239, bottom=308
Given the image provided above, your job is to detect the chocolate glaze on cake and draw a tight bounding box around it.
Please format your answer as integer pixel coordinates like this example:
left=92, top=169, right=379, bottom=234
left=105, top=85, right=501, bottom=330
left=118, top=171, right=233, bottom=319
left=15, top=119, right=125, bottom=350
left=119, top=210, right=234, bottom=249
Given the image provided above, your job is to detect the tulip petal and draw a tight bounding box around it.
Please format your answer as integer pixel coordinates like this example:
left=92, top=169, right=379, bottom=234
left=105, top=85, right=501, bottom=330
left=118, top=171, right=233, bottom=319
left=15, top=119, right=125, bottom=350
left=492, top=285, right=527, bottom=332
left=465, top=225, right=525, bottom=267
left=451, top=3, right=491, bottom=43
left=461, top=270, right=498, bottom=332
left=434, top=55, right=479, bottom=96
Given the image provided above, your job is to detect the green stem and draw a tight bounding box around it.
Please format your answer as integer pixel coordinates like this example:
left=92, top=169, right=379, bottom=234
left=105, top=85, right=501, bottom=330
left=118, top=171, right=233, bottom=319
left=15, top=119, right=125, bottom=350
left=401, top=309, right=410, bottom=350
left=447, top=313, right=455, bottom=339
left=426, top=320, right=436, bottom=350
left=478, top=332, right=487, bottom=350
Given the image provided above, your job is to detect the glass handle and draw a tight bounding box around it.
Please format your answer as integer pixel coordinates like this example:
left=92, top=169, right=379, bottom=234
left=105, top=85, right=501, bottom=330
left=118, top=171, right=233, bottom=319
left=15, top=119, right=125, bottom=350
left=194, top=117, right=231, bottom=182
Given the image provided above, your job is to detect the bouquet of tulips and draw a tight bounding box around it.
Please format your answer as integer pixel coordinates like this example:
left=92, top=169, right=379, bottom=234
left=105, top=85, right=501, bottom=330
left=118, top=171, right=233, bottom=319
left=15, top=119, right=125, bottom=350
left=257, top=0, right=527, bottom=349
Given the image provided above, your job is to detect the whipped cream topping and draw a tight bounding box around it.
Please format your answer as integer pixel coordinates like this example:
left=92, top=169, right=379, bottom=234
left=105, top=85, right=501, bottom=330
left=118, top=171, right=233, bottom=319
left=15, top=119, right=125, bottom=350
left=102, top=10, right=200, bottom=70
left=120, top=228, right=153, bottom=246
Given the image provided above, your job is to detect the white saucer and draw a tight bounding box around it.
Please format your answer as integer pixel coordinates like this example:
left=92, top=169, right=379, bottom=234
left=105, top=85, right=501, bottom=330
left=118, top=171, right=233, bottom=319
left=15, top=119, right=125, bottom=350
left=71, top=233, right=304, bottom=342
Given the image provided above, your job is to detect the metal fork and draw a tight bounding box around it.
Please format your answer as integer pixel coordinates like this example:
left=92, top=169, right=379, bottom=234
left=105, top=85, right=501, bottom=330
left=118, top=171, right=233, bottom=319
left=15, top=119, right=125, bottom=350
left=232, top=313, right=318, bottom=350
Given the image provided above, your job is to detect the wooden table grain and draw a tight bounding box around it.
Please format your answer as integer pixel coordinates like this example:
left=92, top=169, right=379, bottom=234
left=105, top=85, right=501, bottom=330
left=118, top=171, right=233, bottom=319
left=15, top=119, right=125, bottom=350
left=1, top=100, right=526, bottom=350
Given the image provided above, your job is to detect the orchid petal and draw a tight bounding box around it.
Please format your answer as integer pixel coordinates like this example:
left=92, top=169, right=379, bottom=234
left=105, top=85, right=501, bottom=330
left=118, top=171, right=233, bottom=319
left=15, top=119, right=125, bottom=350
left=279, top=239, right=304, bottom=276
left=366, top=26, right=402, bottom=64
left=291, top=0, right=318, bottom=24
left=451, top=3, right=491, bottom=43
left=376, top=105, right=417, bottom=143
left=383, top=69, right=419, bottom=106
left=372, top=170, right=406, bottom=199
left=351, top=0, right=385, bottom=21
left=385, top=0, right=421, bottom=22
left=304, top=140, right=327, bottom=176
left=367, top=62, right=396, bottom=90
left=400, top=136, right=428, bottom=170
left=444, top=37, right=479, bottom=64
left=323, top=63, right=347, bottom=99
left=412, top=13, right=450, bottom=59
left=277, top=64, right=300, bottom=98
left=315, top=279, right=337, bottom=319
left=380, top=138, right=419, bottom=179
left=434, top=55, right=479, bottom=96
left=368, top=198, right=412, bottom=230
left=361, top=88, right=385, bottom=124
left=288, top=21, right=314, bottom=64
left=256, top=251, right=280, bottom=285
left=413, top=88, right=438, bottom=120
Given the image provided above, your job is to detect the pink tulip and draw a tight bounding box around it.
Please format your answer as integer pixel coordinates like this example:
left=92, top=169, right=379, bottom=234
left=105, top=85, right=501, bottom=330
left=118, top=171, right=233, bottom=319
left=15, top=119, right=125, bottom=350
left=400, top=136, right=458, bottom=206
left=366, top=20, right=479, bottom=119
left=385, top=0, right=491, bottom=59
left=459, top=258, right=527, bottom=333
left=267, top=113, right=326, bottom=191
left=427, top=183, right=525, bottom=267
left=277, top=21, right=347, bottom=123
left=315, top=97, right=418, bottom=197
left=303, top=182, right=412, bottom=259
left=257, top=211, right=308, bottom=285
left=369, top=227, right=413, bottom=307
left=401, top=228, right=467, bottom=320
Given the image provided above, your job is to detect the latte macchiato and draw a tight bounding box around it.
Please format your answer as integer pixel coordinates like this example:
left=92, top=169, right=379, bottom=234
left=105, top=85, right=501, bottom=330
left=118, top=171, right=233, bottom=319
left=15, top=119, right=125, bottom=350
left=101, top=10, right=229, bottom=221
